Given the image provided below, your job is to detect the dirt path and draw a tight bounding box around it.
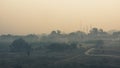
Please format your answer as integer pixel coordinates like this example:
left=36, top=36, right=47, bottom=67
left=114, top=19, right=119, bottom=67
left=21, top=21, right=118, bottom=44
left=85, top=48, right=120, bottom=58
left=54, top=48, right=120, bottom=64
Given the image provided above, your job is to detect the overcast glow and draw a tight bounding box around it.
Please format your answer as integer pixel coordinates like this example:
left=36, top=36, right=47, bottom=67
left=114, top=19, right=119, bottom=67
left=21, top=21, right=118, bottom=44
left=0, top=0, right=120, bottom=34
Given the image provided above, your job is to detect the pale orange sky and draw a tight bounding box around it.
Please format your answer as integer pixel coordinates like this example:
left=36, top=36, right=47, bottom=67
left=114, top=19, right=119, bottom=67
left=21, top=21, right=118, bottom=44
left=0, top=0, right=120, bottom=35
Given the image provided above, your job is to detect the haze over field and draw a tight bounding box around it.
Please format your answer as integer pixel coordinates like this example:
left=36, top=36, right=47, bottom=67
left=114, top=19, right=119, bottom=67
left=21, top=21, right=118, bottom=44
left=0, top=0, right=120, bottom=34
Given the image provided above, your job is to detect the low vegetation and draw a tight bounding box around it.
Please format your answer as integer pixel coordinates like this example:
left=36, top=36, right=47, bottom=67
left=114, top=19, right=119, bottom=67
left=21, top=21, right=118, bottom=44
left=0, top=28, right=120, bottom=68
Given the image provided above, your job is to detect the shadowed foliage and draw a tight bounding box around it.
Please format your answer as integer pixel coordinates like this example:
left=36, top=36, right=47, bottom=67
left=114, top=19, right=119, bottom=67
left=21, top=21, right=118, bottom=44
left=10, top=38, right=32, bottom=56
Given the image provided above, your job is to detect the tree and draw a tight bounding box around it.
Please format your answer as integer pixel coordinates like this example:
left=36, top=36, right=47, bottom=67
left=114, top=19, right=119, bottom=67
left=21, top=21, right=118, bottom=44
left=10, top=38, right=32, bottom=56
left=99, top=29, right=104, bottom=33
left=90, top=28, right=98, bottom=34
left=50, top=31, right=57, bottom=35
left=57, top=30, right=61, bottom=34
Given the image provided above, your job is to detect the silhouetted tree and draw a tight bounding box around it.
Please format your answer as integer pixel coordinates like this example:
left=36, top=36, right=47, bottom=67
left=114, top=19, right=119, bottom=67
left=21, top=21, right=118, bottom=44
left=10, top=38, right=32, bottom=56
left=90, top=28, right=98, bottom=35
left=99, top=29, right=104, bottom=33
left=51, top=31, right=57, bottom=35
left=57, top=30, right=61, bottom=34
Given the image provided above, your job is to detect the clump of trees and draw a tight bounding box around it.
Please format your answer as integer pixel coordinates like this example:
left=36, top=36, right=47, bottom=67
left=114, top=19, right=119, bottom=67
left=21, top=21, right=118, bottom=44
left=10, top=38, right=32, bottom=56
left=89, top=28, right=108, bottom=36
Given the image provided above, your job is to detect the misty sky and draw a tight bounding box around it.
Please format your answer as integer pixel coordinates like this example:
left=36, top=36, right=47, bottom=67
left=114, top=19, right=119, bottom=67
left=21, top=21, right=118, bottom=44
left=0, top=0, right=120, bottom=35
